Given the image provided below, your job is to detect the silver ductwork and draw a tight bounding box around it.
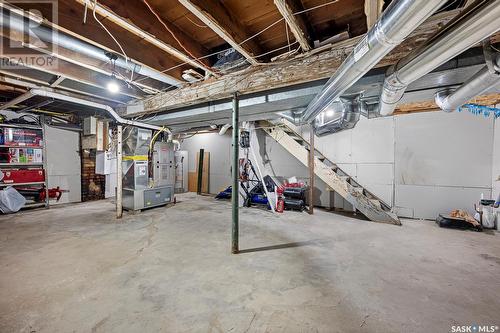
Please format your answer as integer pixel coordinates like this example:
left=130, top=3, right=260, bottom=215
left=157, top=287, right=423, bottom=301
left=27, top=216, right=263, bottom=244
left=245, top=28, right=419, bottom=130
left=301, top=0, right=448, bottom=123
left=435, top=42, right=500, bottom=112
left=0, top=87, right=164, bottom=131
left=0, top=3, right=182, bottom=87
left=314, top=96, right=364, bottom=136
left=378, top=0, right=500, bottom=116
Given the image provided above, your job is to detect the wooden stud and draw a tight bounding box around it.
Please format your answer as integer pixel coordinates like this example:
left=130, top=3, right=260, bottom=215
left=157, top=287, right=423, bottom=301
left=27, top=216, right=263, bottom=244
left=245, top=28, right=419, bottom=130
left=273, top=0, right=311, bottom=52
left=178, top=0, right=261, bottom=65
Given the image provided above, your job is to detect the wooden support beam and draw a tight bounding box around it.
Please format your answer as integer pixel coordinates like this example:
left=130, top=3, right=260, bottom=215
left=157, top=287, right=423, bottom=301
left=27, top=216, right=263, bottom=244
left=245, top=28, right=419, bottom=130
left=273, top=0, right=311, bottom=52
left=178, top=0, right=262, bottom=65
left=74, top=0, right=216, bottom=76
left=394, top=93, right=500, bottom=114
left=134, top=10, right=465, bottom=114
left=365, top=0, right=384, bottom=29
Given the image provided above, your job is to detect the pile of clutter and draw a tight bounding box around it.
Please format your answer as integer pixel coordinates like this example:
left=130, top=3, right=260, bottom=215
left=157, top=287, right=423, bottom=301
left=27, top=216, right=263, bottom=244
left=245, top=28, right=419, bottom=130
left=216, top=176, right=309, bottom=213
left=437, top=193, right=500, bottom=231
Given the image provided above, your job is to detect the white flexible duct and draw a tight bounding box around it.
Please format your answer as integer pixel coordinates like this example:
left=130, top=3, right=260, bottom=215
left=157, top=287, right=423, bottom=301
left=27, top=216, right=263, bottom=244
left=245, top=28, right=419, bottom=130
left=378, top=0, right=500, bottom=116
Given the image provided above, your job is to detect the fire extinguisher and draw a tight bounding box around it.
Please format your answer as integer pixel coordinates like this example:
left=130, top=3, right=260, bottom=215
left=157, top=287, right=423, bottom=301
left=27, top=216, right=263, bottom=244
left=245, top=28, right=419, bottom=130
left=276, top=186, right=285, bottom=213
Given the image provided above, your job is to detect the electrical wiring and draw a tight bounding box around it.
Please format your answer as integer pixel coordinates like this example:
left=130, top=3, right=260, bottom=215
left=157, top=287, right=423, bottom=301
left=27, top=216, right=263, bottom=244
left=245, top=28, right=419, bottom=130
left=132, top=0, right=341, bottom=84
left=89, top=0, right=134, bottom=81
left=142, top=0, right=214, bottom=74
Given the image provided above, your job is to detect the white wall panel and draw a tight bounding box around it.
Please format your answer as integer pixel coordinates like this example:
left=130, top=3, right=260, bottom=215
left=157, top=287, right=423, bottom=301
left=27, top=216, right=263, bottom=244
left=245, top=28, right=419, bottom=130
left=45, top=126, right=81, bottom=204
left=395, top=111, right=493, bottom=188
left=395, top=185, right=490, bottom=219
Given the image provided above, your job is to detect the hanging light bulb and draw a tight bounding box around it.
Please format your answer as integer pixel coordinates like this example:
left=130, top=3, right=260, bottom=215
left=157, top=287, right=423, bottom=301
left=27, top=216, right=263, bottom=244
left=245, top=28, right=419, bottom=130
left=107, top=75, right=120, bottom=94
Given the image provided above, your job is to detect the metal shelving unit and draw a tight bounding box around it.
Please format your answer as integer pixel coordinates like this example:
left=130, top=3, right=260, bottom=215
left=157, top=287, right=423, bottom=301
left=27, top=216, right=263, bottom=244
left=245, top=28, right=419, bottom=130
left=0, top=123, right=49, bottom=210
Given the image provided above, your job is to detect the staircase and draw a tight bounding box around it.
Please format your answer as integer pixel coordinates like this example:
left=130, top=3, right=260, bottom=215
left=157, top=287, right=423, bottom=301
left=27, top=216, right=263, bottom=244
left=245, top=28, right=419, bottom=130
left=262, top=120, right=401, bottom=225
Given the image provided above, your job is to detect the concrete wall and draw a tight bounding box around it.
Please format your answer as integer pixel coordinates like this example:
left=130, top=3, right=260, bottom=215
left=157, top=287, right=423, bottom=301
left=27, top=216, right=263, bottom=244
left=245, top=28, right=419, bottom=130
left=180, top=110, right=497, bottom=219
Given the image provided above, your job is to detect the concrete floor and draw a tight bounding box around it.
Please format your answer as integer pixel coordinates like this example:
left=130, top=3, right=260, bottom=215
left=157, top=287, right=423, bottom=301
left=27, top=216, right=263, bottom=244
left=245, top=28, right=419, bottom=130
left=0, top=193, right=499, bottom=333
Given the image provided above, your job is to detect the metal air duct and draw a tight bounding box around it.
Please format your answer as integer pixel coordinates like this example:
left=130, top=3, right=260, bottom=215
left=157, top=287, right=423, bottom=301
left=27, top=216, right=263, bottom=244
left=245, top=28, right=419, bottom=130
left=0, top=3, right=182, bottom=87
left=435, top=42, right=500, bottom=112
left=378, top=0, right=500, bottom=116
left=314, top=96, right=365, bottom=136
left=301, top=0, right=448, bottom=123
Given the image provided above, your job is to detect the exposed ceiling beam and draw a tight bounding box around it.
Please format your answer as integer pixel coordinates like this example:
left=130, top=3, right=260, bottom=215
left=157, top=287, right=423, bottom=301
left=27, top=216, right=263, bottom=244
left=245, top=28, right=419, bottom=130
left=178, top=0, right=262, bottom=65
left=129, top=10, right=468, bottom=115
left=365, top=0, right=384, bottom=29
left=74, top=0, right=216, bottom=77
left=7, top=0, right=186, bottom=82
left=273, top=0, right=311, bottom=52
left=0, top=71, right=126, bottom=104
left=50, top=76, right=66, bottom=88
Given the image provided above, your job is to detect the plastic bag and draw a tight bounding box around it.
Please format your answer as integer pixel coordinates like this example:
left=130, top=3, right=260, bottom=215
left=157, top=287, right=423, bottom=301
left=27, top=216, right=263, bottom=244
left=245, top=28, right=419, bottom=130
left=0, top=186, right=26, bottom=213
left=482, top=206, right=496, bottom=229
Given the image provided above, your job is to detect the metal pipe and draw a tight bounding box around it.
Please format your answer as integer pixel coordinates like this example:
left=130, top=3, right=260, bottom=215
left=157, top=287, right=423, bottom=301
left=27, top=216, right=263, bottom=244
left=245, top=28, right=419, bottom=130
left=378, top=0, right=500, bottom=116
left=30, top=88, right=165, bottom=131
left=301, top=0, right=448, bottom=122
left=0, top=3, right=182, bottom=87
left=231, top=92, right=239, bottom=254
left=116, top=125, right=123, bottom=219
left=308, top=124, right=314, bottom=215
left=435, top=42, right=500, bottom=112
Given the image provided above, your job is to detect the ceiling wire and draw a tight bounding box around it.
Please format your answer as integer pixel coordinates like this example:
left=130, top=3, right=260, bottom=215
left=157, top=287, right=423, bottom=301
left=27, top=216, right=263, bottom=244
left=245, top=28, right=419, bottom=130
left=132, top=0, right=341, bottom=85
left=141, top=0, right=214, bottom=73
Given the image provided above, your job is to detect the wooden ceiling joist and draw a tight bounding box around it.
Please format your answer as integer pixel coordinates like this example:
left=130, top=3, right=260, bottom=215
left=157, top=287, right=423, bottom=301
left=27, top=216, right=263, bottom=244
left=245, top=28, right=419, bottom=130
left=74, top=0, right=216, bottom=77
left=134, top=10, right=462, bottom=114
left=365, top=0, right=384, bottom=29
left=273, top=0, right=312, bottom=52
left=178, top=0, right=262, bottom=66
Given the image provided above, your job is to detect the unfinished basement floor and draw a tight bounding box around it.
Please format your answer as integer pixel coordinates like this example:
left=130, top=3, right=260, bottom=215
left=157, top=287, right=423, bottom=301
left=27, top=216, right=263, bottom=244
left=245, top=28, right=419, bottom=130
left=1, top=194, right=499, bottom=333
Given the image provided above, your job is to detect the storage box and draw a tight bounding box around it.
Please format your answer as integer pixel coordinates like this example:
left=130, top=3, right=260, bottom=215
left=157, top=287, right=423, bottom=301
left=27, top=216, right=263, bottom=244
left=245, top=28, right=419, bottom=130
left=3, top=128, right=43, bottom=146
left=1, top=168, right=45, bottom=183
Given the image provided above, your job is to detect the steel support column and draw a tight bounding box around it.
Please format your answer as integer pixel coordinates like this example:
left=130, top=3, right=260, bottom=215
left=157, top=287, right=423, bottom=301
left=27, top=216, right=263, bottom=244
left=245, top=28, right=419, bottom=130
left=116, top=125, right=123, bottom=219
left=308, top=124, right=315, bottom=215
left=231, top=92, right=239, bottom=254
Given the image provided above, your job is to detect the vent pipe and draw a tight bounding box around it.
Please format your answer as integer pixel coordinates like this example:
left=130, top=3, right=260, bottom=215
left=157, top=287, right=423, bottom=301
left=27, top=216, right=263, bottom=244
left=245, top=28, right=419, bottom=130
left=378, top=0, right=500, bottom=116
left=435, top=42, right=500, bottom=112
left=0, top=3, right=182, bottom=87
left=301, top=0, right=448, bottom=123
left=1, top=87, right=164, bottom=131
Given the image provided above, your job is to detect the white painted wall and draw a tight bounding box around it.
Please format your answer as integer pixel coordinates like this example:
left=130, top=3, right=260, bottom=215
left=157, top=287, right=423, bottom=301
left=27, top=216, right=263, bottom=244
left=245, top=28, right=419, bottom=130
left=179, top=132, right=233, bottom=194
left=180, top=110, right=497, bottom=219
left=492, top=107, right=500, bottom=203
left=44, top=125, right=81, bottom=204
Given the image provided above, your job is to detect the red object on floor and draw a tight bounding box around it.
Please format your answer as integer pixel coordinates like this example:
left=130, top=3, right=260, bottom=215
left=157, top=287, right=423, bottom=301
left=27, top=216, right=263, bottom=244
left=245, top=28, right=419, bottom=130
left=276, top=198, right=285, bottom=213
left=39, top=187, right=65, bottom=201
left=1, top=168, right=45, bottom=183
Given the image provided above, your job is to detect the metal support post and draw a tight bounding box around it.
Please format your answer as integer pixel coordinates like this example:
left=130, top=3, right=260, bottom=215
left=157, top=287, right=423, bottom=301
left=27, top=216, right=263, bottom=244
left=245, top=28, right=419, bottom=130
left=116, top=125, right=123, bottom=219
left=308, top=124, right=315, bottom=215
left=231, top=92, right=239, bottom=254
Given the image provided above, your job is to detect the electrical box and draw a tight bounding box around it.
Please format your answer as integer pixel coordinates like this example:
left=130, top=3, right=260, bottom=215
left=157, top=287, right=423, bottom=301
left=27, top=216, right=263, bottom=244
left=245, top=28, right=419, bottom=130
left=83, top=117, right=97, bottom=135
